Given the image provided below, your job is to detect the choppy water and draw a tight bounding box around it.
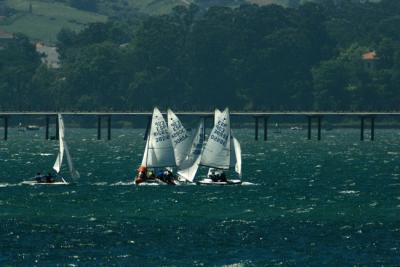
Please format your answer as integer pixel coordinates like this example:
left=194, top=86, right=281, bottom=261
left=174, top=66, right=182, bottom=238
left=1, top=128, right=400, bottom=266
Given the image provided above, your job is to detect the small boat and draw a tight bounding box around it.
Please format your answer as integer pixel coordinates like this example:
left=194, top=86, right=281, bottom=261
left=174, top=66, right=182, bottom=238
left=273, top=122, right=281, bottom=134
left=177, top=118, right=205, bottom=183
left=135, top=107, right=177, bottom=185
left=196, top=108, right=243, bottom=185
left=22, top=114, right=79, bottom=185
left=17, top=123, right=26, bottom=132
left=26, top=125, right=40, bottom=131
left=290, top=126, right=303, bottom=131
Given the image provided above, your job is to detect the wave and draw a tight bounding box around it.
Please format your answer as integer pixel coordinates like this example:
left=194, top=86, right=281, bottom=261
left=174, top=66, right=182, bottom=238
left=109, top=181, right=135, bottom=186
left=241, top=182, right=257, bottom=186
left=0, top=183, right=19, bottom=187
left=39, top=153, right=53, bottom=156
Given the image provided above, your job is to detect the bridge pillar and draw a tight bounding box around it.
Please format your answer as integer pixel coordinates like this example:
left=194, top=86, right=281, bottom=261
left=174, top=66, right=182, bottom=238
left=371, top=116, right=375, bottom=141
left=97, top=116, right=102, bottom=140
left=307, top=116, right=312, bottom=140
left=144, top=115, right=151, bottom=140
left=254, top=116, right=259, bottom=141
left=4, top=116, right=8, bottom=140
left=45, top=116, right=50, bottom=140
left=107, top=115, right=111, bottom=141
left=360, top=116, right=365, bottom=141
left=55, top=115, right=59, bottom=140
left=317, top=116, right=322, bottom=141
left=264, top=116, right=268, bottom=141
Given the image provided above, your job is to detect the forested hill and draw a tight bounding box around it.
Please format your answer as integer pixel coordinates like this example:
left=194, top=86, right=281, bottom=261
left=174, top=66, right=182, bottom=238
left=1, top=0, right=400, bottom=111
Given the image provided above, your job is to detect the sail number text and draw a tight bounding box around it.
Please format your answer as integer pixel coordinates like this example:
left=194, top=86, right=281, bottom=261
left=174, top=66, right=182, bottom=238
left=210, top=120, right=228, bottom=146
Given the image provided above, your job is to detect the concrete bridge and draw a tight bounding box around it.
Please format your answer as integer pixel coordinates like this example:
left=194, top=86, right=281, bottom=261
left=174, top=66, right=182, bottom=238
left=1, top=111, right=400, bottom=141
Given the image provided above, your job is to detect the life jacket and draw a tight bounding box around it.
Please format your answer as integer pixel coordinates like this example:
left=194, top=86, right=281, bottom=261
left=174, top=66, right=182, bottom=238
left=138, top=166, right=147, bottom=173
left=135, top=176, right=144, bottom=184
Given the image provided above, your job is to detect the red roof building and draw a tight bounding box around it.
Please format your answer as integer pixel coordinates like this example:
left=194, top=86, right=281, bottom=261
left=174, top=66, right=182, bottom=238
left=362, top=51, right=378, bottom=70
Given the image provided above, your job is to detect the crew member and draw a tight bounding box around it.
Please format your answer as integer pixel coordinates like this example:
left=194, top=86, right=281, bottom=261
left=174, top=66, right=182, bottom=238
left=35, top=172, right=43, bottom=183
left=135, top=166, right=147, bottom=185
left=46, top=173, right=55, bottom=183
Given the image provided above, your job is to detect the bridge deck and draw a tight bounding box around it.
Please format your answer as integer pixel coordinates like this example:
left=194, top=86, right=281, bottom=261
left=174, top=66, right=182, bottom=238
left=1, top=111, right=400, bottom=116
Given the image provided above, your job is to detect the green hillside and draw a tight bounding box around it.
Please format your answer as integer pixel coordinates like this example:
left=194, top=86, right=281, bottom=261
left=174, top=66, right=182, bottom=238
left=0, top=0, right=243, bottom=43
left=0, top=0, right=382, bottom=44
left=96, top=0, right=242, bottom=15
left=124, top=0, right=190, bottom=14
left=0, top=0, right=107, bottom=44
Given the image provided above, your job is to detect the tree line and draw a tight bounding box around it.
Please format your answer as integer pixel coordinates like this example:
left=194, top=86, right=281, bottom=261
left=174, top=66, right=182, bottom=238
left=1, top=0, right=400, bottom=111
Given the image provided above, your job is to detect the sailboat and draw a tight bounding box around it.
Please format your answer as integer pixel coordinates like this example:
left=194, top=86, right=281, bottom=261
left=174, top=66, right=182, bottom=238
left=177, top=118, right=205, bottom=182
left=273, top=122, right=282, bottom=133
left=135, top=107, right=177, bottom=185
left=167, top=108, right=204, bottom=183
left=167, top=109, right=192, bottom=167
left=197, top=108, right=242, bottom=185
left=22, top=114, right=79, bottom=185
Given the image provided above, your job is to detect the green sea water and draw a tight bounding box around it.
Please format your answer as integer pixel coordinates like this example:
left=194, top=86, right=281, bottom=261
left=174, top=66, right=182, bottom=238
left=1, top=128, right=400, bottom=266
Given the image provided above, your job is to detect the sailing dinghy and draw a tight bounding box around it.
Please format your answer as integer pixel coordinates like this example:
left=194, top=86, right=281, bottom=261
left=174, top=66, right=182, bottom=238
left=177, top=118, right=205, bottom=183
left=135, top=107, right=177, bottom=185
left=167, top=109, right=207, bottom=183
left=22, top=114, right=79, bottom=185
left=167, top=109, right=192, bottom=167
left=197, top=108, right=242, bottom=185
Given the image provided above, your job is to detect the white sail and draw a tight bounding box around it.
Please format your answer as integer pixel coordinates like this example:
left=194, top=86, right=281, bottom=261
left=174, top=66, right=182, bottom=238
left=178, top=119, right=205, bottom=182
left=141, top=107, right=176, bottom=168
left=231, top=134, right=242, bottom=178
left=52, top=114, right=79, bottom=178
left=52, top=114, right=65, bottom=173
left=167, top=109, right=191, bottom=166
left=64, top=141, right=80, bottom=179
left=200, top=108, right=231, bottom=169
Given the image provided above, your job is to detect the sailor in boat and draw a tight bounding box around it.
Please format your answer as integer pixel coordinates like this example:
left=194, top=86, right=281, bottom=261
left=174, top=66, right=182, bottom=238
left=34, top=172, right=44, bottom=183
left=208, top=168, right=227, bottom=182
left=32, top=171, right=56, bottom=183
left=135, top=166, right=175, bottom=185
left=135, top=166, right=148, bottom=185
left=156, top=169, right=175, bottom=185
left=45, top=172, right=56, bottom=183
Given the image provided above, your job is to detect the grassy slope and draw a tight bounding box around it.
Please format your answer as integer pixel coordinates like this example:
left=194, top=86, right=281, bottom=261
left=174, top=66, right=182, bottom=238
left=106, top=0, right=192, bottom=15
left=100, top=0, right=245, bottom=15
left=0, top=0, right=107, bottom=44
left=4, top=0, right=378, bottom=43
left=248, top=0, right=288, bottom=6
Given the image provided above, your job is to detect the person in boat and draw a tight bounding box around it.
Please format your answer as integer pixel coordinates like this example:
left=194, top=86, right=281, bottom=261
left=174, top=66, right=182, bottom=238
left=156, top=170, right=164, bottom=180
left=208, top=168, right=227, bottom=182
left=208, top=168, right=217, bottom=182
left=34, top=172, right=43, bottom=183
left=164, top=169, right=175, bottom=185
left=219, top=171, right=227, bottom=182
left=156, top=169, right=175, bottom=185
left=45, top=172, right=55, bottom=183
left=135, top=166, right=148, bottom=184
left=148, top=170, right=155, bottom=180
